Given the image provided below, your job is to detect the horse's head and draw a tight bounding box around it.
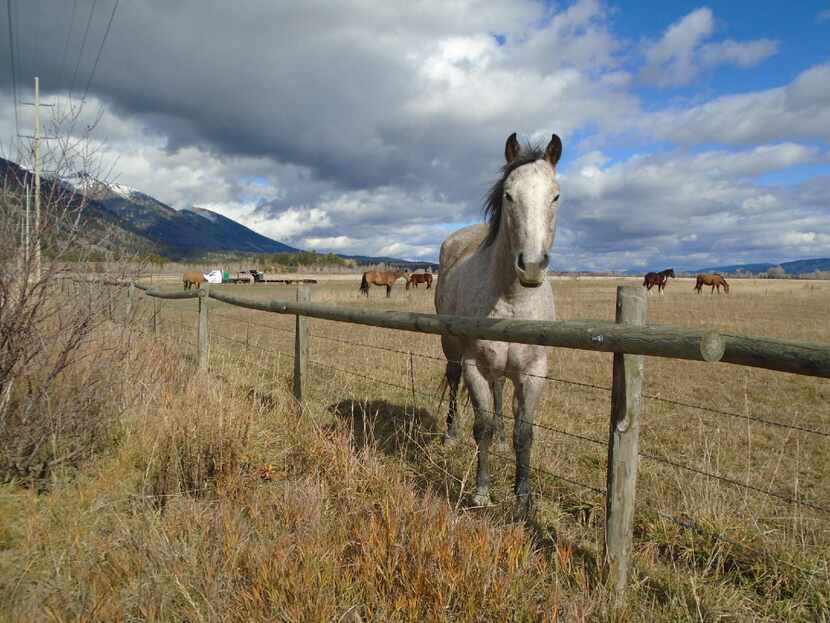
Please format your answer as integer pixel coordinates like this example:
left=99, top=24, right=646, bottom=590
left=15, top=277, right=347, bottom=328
left=667, top=268, right=675, bottom=279
left=485, top=132, right=562, bottom=288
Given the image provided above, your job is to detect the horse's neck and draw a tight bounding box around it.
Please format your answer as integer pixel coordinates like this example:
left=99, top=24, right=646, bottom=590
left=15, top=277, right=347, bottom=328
left=481, top=226, right=541, bottom=307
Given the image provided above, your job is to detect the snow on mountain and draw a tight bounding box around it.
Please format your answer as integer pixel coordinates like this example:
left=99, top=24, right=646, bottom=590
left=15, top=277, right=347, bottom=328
left=185, top=207, right=219, bottom=223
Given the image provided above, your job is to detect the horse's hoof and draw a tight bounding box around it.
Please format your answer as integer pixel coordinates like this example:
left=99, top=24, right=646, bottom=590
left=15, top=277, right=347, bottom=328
left=472, top=493, right=494, bottom=508
left=513, top=493, right=535, bottom=519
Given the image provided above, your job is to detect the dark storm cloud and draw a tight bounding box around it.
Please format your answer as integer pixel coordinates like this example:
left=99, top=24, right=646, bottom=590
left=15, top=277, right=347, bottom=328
left=2, top=1, right=829, bottom=269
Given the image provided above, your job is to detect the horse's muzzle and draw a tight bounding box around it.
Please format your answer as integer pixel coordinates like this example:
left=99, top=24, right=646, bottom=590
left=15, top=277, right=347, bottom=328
left=515, top=253, right=549, bottom=287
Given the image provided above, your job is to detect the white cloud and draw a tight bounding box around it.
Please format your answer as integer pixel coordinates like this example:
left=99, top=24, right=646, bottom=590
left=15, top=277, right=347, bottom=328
left=303, top=236, right=355, bottom=251
left=640, top=8, right=777, bottom=86
left=1, top=2, right=827, bottom=271
left=641, top=63, right=830, bottom=144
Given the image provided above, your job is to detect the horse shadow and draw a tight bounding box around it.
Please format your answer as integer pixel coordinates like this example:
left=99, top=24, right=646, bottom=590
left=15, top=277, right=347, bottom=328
left=327, top=398, right=677, bottom=600
left=327, top=398, right=440, bottom=461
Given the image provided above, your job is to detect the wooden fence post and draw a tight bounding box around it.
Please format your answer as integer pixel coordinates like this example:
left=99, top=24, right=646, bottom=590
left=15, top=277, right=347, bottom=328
left=126, top=282, right=134, bottom=321
left=198, top=285, right=209, bottom=371
left=153, top=298, right=160, bottom=337
left=604, top=285, right=646, bottom=595
left=293, top=285, right=310, bottom=402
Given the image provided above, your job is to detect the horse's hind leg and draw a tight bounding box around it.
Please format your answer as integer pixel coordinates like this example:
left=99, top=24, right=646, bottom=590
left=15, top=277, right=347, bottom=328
left=386, top=284, right=392, bottom=298
left=443, top=358, right=462, bottom=445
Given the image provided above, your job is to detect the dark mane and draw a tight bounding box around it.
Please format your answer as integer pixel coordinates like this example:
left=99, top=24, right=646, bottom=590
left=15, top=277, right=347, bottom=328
left=482, top=144, right=546, bottom=247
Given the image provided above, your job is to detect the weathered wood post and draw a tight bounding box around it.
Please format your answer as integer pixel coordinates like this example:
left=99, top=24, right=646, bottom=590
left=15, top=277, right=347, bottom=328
left=107, top=283, right=113, bottom=320
left=293, top=285, right=310, bottom=402
left=604, top=285, right=646, bottom=595
left=198, top=285, right=209, bottom=371
left=126, top=282, right=134, bottom=321
left=153, top=298, right=160, bottom=337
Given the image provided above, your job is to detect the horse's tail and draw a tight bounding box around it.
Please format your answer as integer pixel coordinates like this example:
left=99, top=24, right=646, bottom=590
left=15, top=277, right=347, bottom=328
left=642, top=276, right=648, bottom=286
left=359, top=272, right=369, bottom=295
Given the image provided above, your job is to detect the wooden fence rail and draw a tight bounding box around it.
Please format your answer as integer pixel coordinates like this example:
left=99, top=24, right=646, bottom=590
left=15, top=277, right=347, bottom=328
left=65, top=276, right=830, bottom=596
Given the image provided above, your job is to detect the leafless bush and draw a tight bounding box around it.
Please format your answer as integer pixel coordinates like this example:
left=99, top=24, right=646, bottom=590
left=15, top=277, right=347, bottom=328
left=0, top=107, right=145, bottom=484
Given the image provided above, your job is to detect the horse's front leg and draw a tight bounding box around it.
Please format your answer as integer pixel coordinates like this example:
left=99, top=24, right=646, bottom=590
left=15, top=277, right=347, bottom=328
left=386, top=284, right=391, bottom=297
left=463, top=361, right=496, bottom=507
left=492, top=378, right=506, bottom=446
left=513, top=367, right=545, bottom=515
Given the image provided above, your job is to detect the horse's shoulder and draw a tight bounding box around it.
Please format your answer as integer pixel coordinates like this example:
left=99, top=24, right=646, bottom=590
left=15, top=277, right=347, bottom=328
left=440, top=224, right=488, bottom=274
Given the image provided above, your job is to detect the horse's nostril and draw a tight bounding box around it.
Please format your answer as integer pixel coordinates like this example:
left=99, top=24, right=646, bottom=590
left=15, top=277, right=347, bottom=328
left=517, top=254, right=526, bottom=271
left=542, top=253, right=550, bottom=268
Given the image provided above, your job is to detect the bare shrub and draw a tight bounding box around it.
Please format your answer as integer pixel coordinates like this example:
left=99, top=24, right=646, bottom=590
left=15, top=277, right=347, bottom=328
left=0, top=106, right=145, bottom=484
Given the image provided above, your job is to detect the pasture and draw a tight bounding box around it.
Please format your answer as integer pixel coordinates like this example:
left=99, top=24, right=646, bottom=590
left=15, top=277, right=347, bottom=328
left=2, top=274, right=828, bottom=620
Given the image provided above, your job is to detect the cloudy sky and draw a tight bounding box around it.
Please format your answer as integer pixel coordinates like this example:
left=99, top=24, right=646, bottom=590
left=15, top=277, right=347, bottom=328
left=2, top=0, right=829, bottom=270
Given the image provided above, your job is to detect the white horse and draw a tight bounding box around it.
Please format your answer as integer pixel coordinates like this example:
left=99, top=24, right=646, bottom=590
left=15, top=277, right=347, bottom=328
left=435, top=132, right=562, bottom=512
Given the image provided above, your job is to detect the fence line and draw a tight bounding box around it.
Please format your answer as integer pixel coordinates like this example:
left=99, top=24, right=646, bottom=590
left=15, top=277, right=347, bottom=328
left=312, top=331, right=830, bottom=438
left=72, top=276, right=830, bottom=596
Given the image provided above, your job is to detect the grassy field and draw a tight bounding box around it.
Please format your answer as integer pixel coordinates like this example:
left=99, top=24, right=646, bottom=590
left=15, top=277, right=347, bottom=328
left=1, top=275, right=828, bottom=621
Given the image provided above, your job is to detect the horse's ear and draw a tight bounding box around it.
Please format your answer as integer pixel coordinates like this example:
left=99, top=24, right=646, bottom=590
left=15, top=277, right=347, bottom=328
left=505, top=132, right=521, bottom=163
left=544, top=134, right=562, bottom=170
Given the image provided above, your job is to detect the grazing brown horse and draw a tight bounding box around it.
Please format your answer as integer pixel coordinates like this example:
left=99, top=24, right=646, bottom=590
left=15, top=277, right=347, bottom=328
left=182, top=271, right=206, bottom=290
left=643, top=268, right=675, bottom=295
left=406, top=273, right=433, bottom=290
left=359, top=269, right=409, bottom=297
left=695, top=273, right=730, bottom=294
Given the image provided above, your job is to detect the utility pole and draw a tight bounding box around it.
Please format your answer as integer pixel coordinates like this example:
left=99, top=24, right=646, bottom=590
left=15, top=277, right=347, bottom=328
left=25, top=182, right=30, bottom=266
left=33, top=77, right=42, bottom=282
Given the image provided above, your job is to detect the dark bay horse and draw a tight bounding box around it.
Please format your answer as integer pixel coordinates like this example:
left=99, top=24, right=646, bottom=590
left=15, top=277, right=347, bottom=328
left=359, top=269, right=408, bottom=297
left=643, top=268, right=675, bottom=295
left=695, top=273, right=730, bottom=294
left=406, top=273, right=433, bottom=290
left=436, top=131, right=562, bottom=514
left=182, top=271, right=206, bottom=290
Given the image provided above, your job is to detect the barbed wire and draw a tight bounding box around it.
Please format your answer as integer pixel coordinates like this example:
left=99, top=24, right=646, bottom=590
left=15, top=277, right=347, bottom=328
left=643, top=393, right=830, bottom=439
left=656, top=510, right=830, bottom=582
left=312, top=332, right=830, bottom=439
left=211, top=330, right=295, bottom=361
left=310, top=332, right=612, bottom=391
left=209, top=308, right=295, bottom=335
left=640, top=450, right=829, bottom=515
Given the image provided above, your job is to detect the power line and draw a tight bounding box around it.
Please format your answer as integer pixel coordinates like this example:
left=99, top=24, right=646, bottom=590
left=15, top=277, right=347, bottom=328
left=69, top=0, right=98, bottom=100
left=81, top=0, right=119, bottom=102
left=59, top=0, right=79, bottom=89
left=5, top=0, right=20, bottom=137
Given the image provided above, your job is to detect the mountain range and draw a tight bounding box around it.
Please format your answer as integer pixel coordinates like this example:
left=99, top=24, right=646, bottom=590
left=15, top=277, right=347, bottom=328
left=1, top=156, right=438, bottom=268
left=692, top=258, right=830, bottom=275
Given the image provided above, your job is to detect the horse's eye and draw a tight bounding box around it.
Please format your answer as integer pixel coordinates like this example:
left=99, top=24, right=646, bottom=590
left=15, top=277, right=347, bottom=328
left=553, top=194, right=560, bottom=203
left=504, top=191, right=514, bottom=203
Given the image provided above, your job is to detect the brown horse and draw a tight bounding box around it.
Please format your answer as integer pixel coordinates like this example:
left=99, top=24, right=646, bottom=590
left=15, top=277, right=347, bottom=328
left=183, top=271, right=206, bottom=290
left=643, top=268, right=674, bottom=295
left=406, top=273, right=433, bottom=290
left=695, top=273, right=730, bottom=294
left=359, top=269, right=409, bottom=297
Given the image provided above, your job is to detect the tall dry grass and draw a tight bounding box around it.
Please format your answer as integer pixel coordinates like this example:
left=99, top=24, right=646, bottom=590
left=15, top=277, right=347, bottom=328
left=1, top=277, right=828, bottom=621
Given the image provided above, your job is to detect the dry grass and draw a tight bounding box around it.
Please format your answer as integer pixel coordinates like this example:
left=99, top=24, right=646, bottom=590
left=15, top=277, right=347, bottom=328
left=1, top=276, right=828, bottom=621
